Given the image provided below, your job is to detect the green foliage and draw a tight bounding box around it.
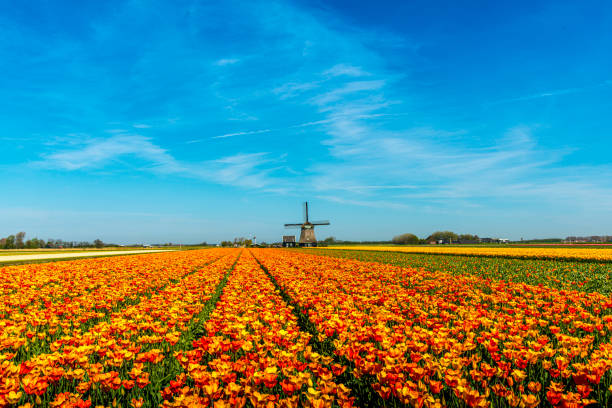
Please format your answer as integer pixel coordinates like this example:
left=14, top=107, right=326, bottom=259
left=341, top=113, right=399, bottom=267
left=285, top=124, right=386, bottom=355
left=15, top=232, right=26, bottom=249
left=3, top=235, right=15, bottom=249
left=391, top=233, right=419, bottom=245
left=458, top=233, right=479, bottom=242
left=25, top=237, right=43, bottom=248
left=426, top=231, right=459, bottom=243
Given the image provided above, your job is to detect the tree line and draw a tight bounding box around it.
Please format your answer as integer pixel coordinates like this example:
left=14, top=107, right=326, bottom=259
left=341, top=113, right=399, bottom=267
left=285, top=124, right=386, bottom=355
left=0, top=232, right=105, bottom=249
left=318, top=232, right=480, bottom=246
left=220, top=237, right=254, bottom=247
left=392, top=231, right=480, bottom=245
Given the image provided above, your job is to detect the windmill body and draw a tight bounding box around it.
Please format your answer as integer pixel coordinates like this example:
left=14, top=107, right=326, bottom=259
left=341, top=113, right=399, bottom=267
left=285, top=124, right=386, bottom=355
left=284, top=202, right=330, bottom=247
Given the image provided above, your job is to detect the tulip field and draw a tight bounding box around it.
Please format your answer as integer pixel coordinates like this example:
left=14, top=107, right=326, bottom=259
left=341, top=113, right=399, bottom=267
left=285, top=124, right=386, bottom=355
left=1, top=248, right=612, bottom=407
left=327, top=245, right=612, bottom=262
left=304, top=247, right=612, bottom=294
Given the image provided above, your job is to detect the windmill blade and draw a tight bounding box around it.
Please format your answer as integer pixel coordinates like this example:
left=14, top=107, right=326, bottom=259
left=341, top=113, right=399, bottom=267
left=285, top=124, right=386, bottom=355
left=284, top=224, right=302, bottom=228
left=303, top=202, right=309, bottom=223
left=311, top=220, right=330, bottom=225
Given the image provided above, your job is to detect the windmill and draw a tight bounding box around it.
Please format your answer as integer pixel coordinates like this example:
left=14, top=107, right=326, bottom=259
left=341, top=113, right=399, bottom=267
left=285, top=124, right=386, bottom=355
left=284, top=202, right=330, bottom=247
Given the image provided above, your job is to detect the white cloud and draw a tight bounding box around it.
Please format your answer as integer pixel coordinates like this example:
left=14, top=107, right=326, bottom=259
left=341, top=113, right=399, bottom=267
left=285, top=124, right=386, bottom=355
left=34, top=135, right=181, bottom=172
left=205, top=153, right=274, bottom=189
left=323, top=63, right=370, bottom=77
left=33, top=135, right=285, bottom=191
left=133, top=123, right=151, bottom=128
left=316, top=195, right=410, bottom=210
left=281, top=58, right=612, bottom=212
left=211, top=128, right=273, bottom=139
left=310, top=80, right=387, bottom=106
left=214, top=58, right=240, bottom=66
left=273, top=81, right=320, bottom=99
left=488, top=80, right=612, bottom=105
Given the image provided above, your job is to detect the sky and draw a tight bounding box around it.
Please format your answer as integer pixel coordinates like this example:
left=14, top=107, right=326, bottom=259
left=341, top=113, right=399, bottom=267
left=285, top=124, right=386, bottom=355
left=1, top=0, right=611, bottom=244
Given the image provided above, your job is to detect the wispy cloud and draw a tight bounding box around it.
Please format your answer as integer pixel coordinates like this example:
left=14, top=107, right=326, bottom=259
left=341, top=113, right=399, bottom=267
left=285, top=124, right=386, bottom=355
left=272, top=49, right=612, bottom=212
left=310, top=80, right=387, bottom=106
left=186, top=119, right=334, bottom=143
left=316, top=195, right=411, bottom=210
left=323, top=64, right=370, bottom=77
left=488, top=80, right=612, bottom=105
left=133, top=123, right=151, bottom=128
left=211, top=128, right=273, bottom=140
left=33, top=134, right=287, bottom=191
left=33, top=135, right=181, bottom=172
left=205, top=153, right=276, bottom=189
left=273, top=81, right=320, bottom=99
left=215, top=58, right=240, bottom=66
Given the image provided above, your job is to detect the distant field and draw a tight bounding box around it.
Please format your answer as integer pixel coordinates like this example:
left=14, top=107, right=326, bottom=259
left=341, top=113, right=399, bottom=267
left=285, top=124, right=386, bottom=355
left=0, top=249, right=174, bottom=266
left=303, top=247, right=612, bottom=294
left=0, top=247, right=165, bottom=256
left=323, top=244, right=612, bottom=261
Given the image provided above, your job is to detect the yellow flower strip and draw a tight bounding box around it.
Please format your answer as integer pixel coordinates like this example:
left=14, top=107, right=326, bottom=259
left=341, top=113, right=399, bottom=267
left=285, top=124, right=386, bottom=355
left=254, top=249, right=612, bottom=407
left=0, top=250, right=224, bottom=359
left=161, top=250, right=354, bottom=408
left=0, top=249, right=238, bottom=408
left=324, top=245, right=612, bottom=261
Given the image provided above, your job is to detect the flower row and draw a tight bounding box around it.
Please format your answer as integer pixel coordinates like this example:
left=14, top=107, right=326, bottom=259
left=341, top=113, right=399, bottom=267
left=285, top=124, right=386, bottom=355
left=162, top=250, right=354, bottom=408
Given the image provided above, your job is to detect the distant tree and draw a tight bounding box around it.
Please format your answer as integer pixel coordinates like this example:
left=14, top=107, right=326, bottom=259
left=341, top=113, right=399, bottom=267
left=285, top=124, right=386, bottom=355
left=25, top=237, right=42, bottom=248
left=15, top=232, right=26, bottom=249
left=427, top=231, right=459, bottom=244
left=4, top=235, right=16, bottom=249
left=458, top=234, right=479, bottom=243
left=93, top=239, right=104, bottom=248
left=220, top=241, right=233, bottom=247
left=322, top=237, right=337, bottom=245
left=0, top=238, right=5, bottom=248
left=233, top=237, right=252, bottom=247
left=392, top=233, right=419, bottom=245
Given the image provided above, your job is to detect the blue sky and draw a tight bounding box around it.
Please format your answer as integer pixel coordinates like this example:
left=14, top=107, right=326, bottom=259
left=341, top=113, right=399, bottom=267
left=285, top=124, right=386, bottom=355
left=1, top=0, right=611, bottom=243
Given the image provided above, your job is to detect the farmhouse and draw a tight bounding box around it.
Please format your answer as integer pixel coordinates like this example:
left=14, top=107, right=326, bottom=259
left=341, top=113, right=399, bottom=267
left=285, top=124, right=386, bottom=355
left=282, top=235, right=296, bottom=247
